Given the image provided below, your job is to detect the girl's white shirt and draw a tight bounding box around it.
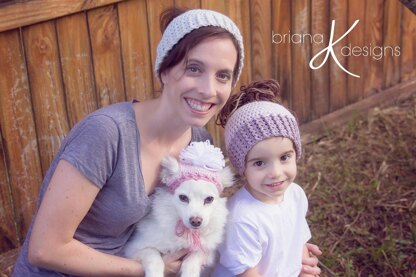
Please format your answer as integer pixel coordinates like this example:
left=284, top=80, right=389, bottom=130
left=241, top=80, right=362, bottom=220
left=213, top=183, right=311, bottom=277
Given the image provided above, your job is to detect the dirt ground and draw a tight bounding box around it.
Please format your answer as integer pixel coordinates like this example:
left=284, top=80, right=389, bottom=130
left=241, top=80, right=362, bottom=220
left=297, top=94, right=416, bottom=276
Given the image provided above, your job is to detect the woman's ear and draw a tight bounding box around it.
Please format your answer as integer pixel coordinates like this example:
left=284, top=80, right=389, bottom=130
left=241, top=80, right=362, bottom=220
left=160, top=71, right=168, bottom=85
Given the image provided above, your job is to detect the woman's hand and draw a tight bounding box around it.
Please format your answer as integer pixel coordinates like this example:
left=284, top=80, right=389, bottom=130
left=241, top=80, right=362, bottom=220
left=301, top=243, right=322, bottom=276
left=162, top=249, right=189, bottom=276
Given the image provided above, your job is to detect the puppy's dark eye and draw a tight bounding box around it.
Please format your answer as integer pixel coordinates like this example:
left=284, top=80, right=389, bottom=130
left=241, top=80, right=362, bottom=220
left=179, top=194, right=189, bottom=203
left=204, top=196, right=214, bottom=205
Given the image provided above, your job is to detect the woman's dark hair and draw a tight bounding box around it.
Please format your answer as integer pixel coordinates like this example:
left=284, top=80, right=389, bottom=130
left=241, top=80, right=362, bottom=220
left=158, top=8, right=242, bottom=85
left=216, top=79, right=282, bottom=127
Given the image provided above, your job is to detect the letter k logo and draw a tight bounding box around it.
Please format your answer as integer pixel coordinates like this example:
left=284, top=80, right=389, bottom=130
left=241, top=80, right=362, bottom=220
left=309, top=20, right=360, bottom=78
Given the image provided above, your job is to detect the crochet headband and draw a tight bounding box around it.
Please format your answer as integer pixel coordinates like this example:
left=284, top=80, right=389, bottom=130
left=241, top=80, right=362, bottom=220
left=155, top=9, right=244, bottom=83
left=224, top=101, right=302, bottom=175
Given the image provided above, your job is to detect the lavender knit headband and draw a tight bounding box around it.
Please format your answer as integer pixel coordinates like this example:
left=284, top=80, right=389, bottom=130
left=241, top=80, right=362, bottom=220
left=155, top=9, right=244, bottom=83
left=224, top=101, right=302, bottom=175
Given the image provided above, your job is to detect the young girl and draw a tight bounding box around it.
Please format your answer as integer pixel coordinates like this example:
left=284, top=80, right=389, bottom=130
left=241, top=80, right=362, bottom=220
left=213, top=79, right=317, bottom=277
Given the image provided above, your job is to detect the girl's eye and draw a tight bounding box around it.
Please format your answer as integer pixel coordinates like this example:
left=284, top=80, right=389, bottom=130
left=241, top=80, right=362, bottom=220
left=204, top=196, right=214, bottom=205
left=254, top=161, right=264, bottom=167
left=179, top=195, right=189, bottom=203
left=281, top=154, right=292, bottom=161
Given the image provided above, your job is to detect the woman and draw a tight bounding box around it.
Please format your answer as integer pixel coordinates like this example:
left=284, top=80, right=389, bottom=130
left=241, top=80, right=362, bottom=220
left=13, top=8, right=320, bottom=277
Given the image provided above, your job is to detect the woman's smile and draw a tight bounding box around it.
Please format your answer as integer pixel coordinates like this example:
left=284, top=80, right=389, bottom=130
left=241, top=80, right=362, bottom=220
left=185, top=97, right=214, bottom=114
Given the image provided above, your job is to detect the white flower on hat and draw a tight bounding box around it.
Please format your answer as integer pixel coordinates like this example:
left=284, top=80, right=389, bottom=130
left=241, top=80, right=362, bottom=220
left=179, top=140, right=225, bottom=172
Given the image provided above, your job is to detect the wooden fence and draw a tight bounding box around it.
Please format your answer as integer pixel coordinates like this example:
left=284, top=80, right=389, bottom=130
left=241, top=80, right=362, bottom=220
left=0, top=0, right=415, bottom=254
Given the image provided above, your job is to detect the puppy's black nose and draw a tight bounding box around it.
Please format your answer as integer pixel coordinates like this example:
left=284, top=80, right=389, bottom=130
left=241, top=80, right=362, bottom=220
left=190, top=216, right=202, bottom=227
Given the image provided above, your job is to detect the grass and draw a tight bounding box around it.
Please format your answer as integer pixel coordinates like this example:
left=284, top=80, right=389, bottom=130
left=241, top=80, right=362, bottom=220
left=297, top=95, right=416, bottom=276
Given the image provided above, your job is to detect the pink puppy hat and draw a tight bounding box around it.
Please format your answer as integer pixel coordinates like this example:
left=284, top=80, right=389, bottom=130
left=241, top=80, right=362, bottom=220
left=164, top=140, right=226, bottom=194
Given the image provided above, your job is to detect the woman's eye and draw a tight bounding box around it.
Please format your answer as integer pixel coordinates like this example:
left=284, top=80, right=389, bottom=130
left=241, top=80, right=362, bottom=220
left=204, top=196, right=214, bottom=205
left=217, top=72, right=231, bottom=81
left=281, top=154, right=291, bottom=161
left=179, top=195, right=189, bottom=203
left=186, top=65, right=200, bottom=74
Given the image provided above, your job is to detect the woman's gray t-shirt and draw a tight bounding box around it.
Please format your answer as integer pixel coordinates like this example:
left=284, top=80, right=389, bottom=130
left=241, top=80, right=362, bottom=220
left=13, top=101, right=212, bottom=276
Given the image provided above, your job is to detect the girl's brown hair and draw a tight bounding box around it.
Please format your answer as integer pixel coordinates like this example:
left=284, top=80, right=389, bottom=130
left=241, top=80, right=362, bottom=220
left=158, top=8, right=242, bottom=85
left=216, top=79, right=282, bottom=127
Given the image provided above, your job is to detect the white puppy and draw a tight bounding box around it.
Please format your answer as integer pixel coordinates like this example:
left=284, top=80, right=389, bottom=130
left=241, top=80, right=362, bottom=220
left=123, top=141, right=234, bottom=277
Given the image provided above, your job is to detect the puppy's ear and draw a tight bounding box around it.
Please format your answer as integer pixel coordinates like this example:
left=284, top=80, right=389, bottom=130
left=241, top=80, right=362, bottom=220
left=219, top=166, right=235, bottom=188
left=160, top=156, right=180, bottom=185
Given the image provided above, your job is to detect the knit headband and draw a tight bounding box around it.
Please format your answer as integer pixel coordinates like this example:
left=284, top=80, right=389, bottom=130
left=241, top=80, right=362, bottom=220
left=224, top=101, right=302, bottom=176
left=166, top=140, right=225, bottom=194
left=155, top=9, right=244, bottom=83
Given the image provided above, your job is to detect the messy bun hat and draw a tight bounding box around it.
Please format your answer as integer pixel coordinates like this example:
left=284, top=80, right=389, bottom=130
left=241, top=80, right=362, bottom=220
left=155, top=9, right=244, bottom=84
left=222, top=80, right=302, bottom=176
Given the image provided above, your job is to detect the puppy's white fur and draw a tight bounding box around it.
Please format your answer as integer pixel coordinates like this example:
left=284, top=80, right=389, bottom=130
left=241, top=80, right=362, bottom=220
left=123, top=156, right=234, bottom=277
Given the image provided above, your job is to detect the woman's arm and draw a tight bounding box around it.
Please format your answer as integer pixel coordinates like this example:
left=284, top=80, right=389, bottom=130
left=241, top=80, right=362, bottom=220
left=28, top=160, right=144, bottom=276
left=300, top=243, right=322, bottom=276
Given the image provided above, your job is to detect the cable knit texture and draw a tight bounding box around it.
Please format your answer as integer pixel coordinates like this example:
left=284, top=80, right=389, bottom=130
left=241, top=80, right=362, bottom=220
left=224, top=101, right=302, bottom=175
left=155, top=9, right=244, bottom=82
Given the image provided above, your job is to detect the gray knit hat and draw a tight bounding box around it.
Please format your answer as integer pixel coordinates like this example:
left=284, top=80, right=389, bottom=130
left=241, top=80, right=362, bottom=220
left=155, top=9, right=244, bottom=83
left=224, top=101, right=302, bottom=176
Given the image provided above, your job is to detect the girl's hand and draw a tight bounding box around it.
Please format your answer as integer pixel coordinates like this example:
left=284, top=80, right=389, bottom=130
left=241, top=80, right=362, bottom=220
left=301, top=243, right=322, bottom=276
left=162, top=249, right=189, bottom=276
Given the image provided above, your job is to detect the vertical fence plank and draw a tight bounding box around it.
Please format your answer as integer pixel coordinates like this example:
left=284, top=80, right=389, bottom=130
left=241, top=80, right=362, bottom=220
left=272, top=0, right=292, bottom=107
left=347, top=0, right=366, bottom=103
left=200, top=0, right=227, bottom=13
left=310, top=0, right=329, bottom=118
left=23, top=22, right=70, bottom=176
left=146, top=0, right=174, bottom=96
left=0, top=126, right=17, bottom=252
left=363, top=0, right=384, bottom=96
left=0, top=29, right=43, bottom=245
left=175, top=0, right=200, bottom=9
left=56, top=13, right=98, bottom=128
left=250, top=0, right=272, bottom=81
left=401, top=5, right=416, bottom=81
left=88, top=5, right=126, bottom=107
left=291, top=0, right=311, bottom=122
left=118, top=0, right=153, bottom=101
left=229, top=0, right=251, bottom=89
left=329, top=0, right=348, bottom=112
left=383, top=0, right=402, bottom=88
